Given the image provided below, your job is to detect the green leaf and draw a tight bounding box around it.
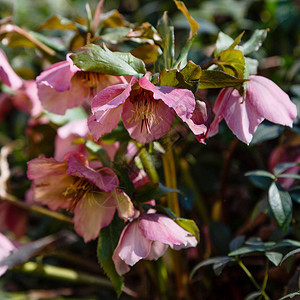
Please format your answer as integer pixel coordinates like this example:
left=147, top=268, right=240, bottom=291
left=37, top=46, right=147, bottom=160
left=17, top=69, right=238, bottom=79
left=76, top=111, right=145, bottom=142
left=228, top=245, right=267, bottom=257
left=175, top=218, right=200, bottom=242
left=70, top=43, right=146, bottom=76
left=85, top=140, right=111, bottom=168
left=44, top=107, right=87, bottom=125
left=214, top=32, right=234, bottom=56
left=198, top=70, right=246, bottom=89
left=281, top=248, right=300, bottom=264
left=273, top=162, right=299, bottom=176
left=268, top=182, right=293, bottom=232
left=277, top=291, right=300, bottom=300
left=241, top=29, right=269, bottom=56
left=113, top=163, right=135, bottom=198
left=271, top=239, right=300, bottom=249
left=215, top=49, right=245, bottom=78
left=229, top=236, right=245, bottom=252
left=97, top=215, right=125, bottom=297
left=156, top=12, right=175, bottom=71
left=190, top=256, right=232, bottom=279
left=245, top=170, right=275, bottom=190
left=265, top=251, right=283, bottom=266
left=290, top=186, right=300, bottom=203
left=101, top=27, right=131, bottom=44
left=135, top=182, right=159, bottom=202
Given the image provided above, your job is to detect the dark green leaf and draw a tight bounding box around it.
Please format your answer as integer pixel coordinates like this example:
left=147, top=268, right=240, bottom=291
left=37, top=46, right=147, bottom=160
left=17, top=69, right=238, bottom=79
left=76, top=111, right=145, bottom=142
left=97, top=215, right=125, bottom=297
left=213, top=256, right=233, bottom=276
left=245, top=170, right=275, bottom=190
left=113, top=163, right=135, bottom=197
left=209, top=222, right=231, bottom=255
left=190, top=256, right=232, bottom=279
left=135, top=182, right=159, bottom=202
left=250, top=123, right=283, bottom=145
left=271, top=239, right=300, bottom=249
left=268, top=182, right=293, bottom=232
left=265, top=251, right=283, bottom=266
left=290, top=186, right=300, bottom=203
left=229, top=236, right=245, bottom=252
left=101, top=27, right=131, bottom=44
left=198, top=70, right=246, bottom=89
left=281, top=248, right=300, bottom=264
left=277, top=291, right=300, bottom=300
left=71, top=44, right=146, bottom=76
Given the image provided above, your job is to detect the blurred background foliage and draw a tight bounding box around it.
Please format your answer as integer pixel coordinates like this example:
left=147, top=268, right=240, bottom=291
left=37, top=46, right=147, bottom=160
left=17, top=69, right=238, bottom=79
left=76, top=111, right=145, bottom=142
left=0, top=0, right=300, bottom=299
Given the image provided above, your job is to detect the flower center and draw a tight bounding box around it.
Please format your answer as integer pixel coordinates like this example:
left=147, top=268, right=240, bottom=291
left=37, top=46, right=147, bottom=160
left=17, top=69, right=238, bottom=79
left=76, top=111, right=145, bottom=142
left=128, top=89, right=161, bottom=133
left=62, top=177, right=93, bottom=210
left=80, top=72, right=103, bottom=99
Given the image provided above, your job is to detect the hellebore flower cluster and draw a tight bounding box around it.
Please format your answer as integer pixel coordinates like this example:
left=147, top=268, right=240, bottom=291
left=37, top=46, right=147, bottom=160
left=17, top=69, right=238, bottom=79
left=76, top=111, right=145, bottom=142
left=27, top=152, right=134, bottom=242
left=0, top=233, right=16, bottom=277
left=209, top=75, right=297, bottom=144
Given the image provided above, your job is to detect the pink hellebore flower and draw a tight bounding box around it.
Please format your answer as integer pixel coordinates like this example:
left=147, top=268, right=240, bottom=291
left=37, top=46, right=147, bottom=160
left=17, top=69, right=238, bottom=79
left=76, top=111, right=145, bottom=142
left=209, top=75, right=297, bottom=144
left=27, top=152, right=134, bottom=242
left=36, top=55, right=125, bottom=115
left=112, top=213, right=198, bottom=275
left=0, top=233, right=16, bottom=276
left=88, top=73, right=207, bottom=144
left=0, top=49, right=42, bottom=117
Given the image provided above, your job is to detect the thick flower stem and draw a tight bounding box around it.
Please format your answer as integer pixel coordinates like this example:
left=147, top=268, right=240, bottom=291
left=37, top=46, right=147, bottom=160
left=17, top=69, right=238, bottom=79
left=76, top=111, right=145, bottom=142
left=0, top=193, right=73, bottom=224
left=140, top=147, right=159, bottom=183
left=162, top=138, right=180, bottom=216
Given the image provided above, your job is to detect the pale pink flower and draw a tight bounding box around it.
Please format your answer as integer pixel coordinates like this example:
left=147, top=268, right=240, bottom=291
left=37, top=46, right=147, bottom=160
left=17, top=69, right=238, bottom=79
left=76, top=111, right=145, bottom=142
left=27, top=152, right=134, bottom=242
left=209, top=75, right=297, bottom=144
left=112, top=213, right=198, bottom=275
left=36, top=55, right=125, bottom=115
left=0, top=49, right=42, bottom=117
left=88, top=73, right=206, bottom=144
left=0, top=233, right=16, bottom=276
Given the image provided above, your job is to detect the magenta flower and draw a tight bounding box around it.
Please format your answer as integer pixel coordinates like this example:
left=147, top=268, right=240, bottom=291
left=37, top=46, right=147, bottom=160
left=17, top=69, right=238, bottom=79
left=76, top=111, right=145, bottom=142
left=0, top=49, right=42, bottom=117
left=36, top=55, right=126, bottom=115
left=209, top=75, right=297, bottom=144
left=88, top=73, right=206, bottom=144
left=0, top=233, right=16, bottom=276
left=27, top=152, right=134, bottom=242
left=112, top=213, right=198, bottom=275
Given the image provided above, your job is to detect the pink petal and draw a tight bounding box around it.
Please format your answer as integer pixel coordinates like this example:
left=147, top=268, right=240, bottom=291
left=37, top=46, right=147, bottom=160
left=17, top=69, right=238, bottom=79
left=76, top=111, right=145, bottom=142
left=0, top=233, right=16, bottom=277
left=122, top=99, right=174, bottom=144
left=27, top=157, right=73, bottom=210
left=146, top=241, right=168, bottom=260
left=37, top=74, right=89, bottom=115
left=113, top=189, right=135, bottom=220
left=88, top=105, right=123, bottom=141
left=138, top=76, right=195, bottom=121
left=73, top=192, right=116, bottom=242
left=138, top=213, right=197, bottom=249
left=113, top=221, right=152, bottom=270
left=0, top=49, right=23, bottom=90
left=67, top=154, right=119, bottom=192
left=36, top=60, right=76, bottom=92
left=91, top=79, right=135, bottom=113
left=247, top=75, right=297, bottom=127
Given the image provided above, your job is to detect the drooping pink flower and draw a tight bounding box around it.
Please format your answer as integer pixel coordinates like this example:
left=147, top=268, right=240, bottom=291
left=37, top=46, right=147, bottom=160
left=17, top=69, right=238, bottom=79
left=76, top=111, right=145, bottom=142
left=88, top=73, right=207, bottom=144
left=0, top=49, right=42, bottom=117
left=27, top=152, right=134, bottom=242
left=112, top=213, right=198, bottom=275
left=36, top=55, right=126, bottom=115
left=0, top=233, right=16, bottom=276
left=209, top=75, right=297, bottom=144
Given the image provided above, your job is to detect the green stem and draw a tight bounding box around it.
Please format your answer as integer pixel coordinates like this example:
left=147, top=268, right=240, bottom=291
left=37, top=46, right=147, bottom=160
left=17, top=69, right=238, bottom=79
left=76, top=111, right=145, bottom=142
left=140, top=147, right=159, bottom=183
left=162, top=136, right=180, bottom=216
left=13, top=262, right=137, bottom=297
left=259, top=260, right=269, bottom=300
left=0, top=193, right=73, bottom=224
left=237, top=258, right=270, bottom=300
